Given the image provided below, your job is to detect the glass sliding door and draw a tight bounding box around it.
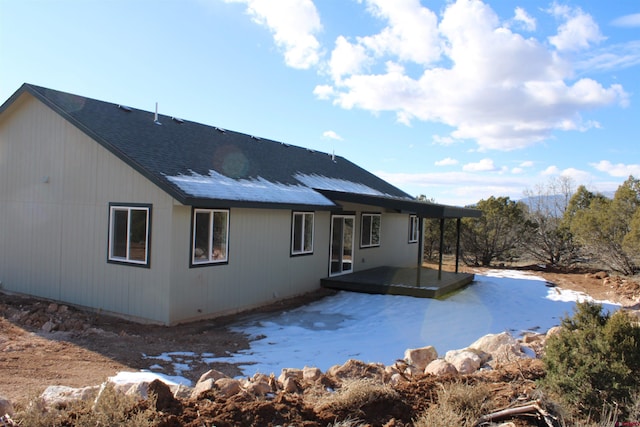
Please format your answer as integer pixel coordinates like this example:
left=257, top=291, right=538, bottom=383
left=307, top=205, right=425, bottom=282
left=330, top=215, right=355, bottom=276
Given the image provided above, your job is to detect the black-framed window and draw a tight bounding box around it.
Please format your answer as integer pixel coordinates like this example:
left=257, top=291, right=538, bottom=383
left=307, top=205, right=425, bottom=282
left=108, top=203, right=151, bottom=267
left=291, top=211, right=314, bottom=255
left=360, top=213, right=381, bottom=248
left=192, top=208, right=229, bottom=266
left=409, top=214, right=419, bottom=243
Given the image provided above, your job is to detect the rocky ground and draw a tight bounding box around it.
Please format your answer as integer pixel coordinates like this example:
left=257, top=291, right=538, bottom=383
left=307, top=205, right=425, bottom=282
left=1, top=265, right=639, bottom=426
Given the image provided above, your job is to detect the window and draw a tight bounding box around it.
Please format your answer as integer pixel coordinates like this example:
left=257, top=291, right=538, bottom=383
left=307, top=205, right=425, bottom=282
left=192, top=209, right=229, bottom=265
left=108, top=204, right=151, bottom=267
left=291, top=212, right=314, bottom=255
left=409, top=215, right=420, bottom=243
left=361, top=213, right=381, bottom=248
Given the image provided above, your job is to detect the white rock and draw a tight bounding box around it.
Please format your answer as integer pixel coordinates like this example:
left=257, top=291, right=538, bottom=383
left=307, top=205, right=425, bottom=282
left=190, top=378, right=215, bottom=399
left=282, top=377, right=300, bottom=393
left=424, top=359, right=458, bottom=376
left=246, top=380, right=272, bottom=396
left=302, top=366, right=322, bottom=382
left=197, top=369, right=228, bottom=384
left=215, top=378, right=242, bottom=398
left=470, top=332, right=525, bottom=365
left=546, top=326, right=562, bottom=337
left=444, top=349, right=481, bottom=374
left=40, top=385, right=101, bottom=408
left=278, top=368, right=303, bottom=384
left=404, top=346, right=438, bottom=372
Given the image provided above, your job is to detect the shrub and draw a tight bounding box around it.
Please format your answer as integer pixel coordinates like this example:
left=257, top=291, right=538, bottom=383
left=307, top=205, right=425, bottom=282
left=541, top=301, right=640, bottom=420
left=413, top=381, right=493, bottom=427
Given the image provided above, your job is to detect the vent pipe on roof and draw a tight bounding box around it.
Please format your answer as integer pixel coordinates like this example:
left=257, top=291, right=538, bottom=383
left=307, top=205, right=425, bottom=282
left=154, top=102, right=161, bottom=125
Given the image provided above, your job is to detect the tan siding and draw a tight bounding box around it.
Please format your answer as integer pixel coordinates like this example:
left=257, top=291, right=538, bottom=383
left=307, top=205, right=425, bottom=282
left=332, top=202, right=419, bottom=272
left=168, top=208, right=331, bottom=324
left=0, top=93, right=175, bottom=324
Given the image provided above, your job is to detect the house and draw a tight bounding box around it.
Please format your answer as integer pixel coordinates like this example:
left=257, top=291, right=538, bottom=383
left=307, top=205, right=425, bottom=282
left=0, top=84, right=479, bottom=325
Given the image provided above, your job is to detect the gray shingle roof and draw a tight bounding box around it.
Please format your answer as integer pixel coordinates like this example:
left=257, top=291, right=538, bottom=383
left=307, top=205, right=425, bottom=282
left=1, top=83, right=480, bottom=217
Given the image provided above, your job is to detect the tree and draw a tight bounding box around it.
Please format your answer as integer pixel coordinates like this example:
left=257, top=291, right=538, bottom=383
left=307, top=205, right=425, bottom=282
left=422, top=218, right=458, bottom=260
left=522, top=176, right=580, bottom=267
left=461, top=196, right=533, bottom=266
left=542, top=302, right=640, bottom=420
left=569, top=176, right=640, bottom=275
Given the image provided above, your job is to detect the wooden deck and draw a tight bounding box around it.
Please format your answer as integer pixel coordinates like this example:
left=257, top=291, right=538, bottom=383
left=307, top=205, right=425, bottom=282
left=321, top=266, right=475, bottom=298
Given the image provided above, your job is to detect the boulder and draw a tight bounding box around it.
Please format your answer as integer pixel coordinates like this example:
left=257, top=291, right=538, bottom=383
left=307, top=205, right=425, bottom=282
left=444, top=349, right=482, bottom=374
left=40, top=385, right=101, bottom=409
left=469, top=332, right=525, bottom=365
left=190, top=379, right=215, bottom=399
left=148, top=379, right=182, bottom=414
left=197, top=368, right=228, bottom=384
left=404, top=346, right=438, bottom=371
left=0, top=396, right=14, bottom=417
left=245, top=378, right=272, bottom=396
left=278, top=368, right=303, bottom=384
left=546, top=326, right=562, bottom=337
left=424, top=359, right=458, bottom=376
left=282, top=376, right=300, bottom=393
left=302, top=366, right=322, bottom=382
left=215, top=378, right=242, bottom=398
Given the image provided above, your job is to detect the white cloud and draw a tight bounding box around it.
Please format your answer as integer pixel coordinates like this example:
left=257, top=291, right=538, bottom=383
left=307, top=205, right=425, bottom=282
left=578, top=41, right=640, bottom=73
left=541, top=165, right=592, bottom=183
left=542, top=165, right=561, bottom=176
left=463, top=158, right=497, bottom=172
left=322, top=130, right=343, bottom=140
left=320, top=1, right=626, bottom=151
left=233, top=0, right=627, bottom=151
left=313, top=84, right=334, bottom=100
left=375, top=170, right=531, bottom=204
left=329, top=36, right=371, bottom=82
left=520, top=161, right=534, bottom=168
left=511, top=167, right=525, bottom=174
left=548, top=4, right=605, bottom=51
left=432, top=135, right=456, bottom=146
left=512, top=7, right=536, bottom=31
left=357, top=0, right=441, bottom=65
left=590, top=160, right=640, bottom=177
left=611, top=13, right=640, bottom=28
left=225, top=0, right=322, bottom=69
left=435, top=157, right=458, bottom=166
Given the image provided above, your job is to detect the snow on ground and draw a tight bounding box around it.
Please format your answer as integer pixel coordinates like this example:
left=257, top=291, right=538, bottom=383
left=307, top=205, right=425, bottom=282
left=132, top=270, right=619, bottom=383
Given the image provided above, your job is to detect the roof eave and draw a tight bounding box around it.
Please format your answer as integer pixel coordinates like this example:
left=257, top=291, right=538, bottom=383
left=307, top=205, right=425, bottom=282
left=181, top=196, right=342, bottom=211
left=316, top=189, right=481, bottom=218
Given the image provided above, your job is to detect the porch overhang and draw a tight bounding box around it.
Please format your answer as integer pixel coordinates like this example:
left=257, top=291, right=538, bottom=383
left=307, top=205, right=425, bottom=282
left=315, top=189, right=481, bottom=218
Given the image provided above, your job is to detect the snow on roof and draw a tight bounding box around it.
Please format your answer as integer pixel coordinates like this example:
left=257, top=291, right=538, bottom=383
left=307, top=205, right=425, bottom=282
left=165, top=170, right=403, bottom=206
left=166, top=170, right=337, bottom=206
left=293, top=173, right=402, bottom=197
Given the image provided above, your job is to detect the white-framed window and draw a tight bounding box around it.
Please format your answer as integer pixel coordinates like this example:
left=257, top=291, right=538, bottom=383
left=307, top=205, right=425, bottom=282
left=192, top=208, right=229, bottom=266
left=409, top=214, right=420, bottom=243
left=291, top=211, right=314, bottom=255
left=360, top=213, right=381, bottom=248
left=108, top=204, right=151, bottom=267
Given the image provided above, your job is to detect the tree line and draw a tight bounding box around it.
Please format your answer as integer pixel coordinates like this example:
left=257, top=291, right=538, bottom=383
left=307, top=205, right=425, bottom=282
left=422, top=175, right=640, bottom=275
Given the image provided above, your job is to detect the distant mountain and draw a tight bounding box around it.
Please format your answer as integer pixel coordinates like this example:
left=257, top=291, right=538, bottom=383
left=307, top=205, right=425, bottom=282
left=519, top=191, right=615, bottom=217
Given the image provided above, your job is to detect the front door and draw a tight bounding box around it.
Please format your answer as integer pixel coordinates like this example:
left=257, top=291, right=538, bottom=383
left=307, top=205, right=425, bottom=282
left=330, top=215, right=355, bottom=276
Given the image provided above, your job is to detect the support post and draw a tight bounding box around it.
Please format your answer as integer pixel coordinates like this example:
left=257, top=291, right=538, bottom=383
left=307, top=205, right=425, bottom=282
left=416, top=216, right=424, bottom=287
left=455, top=218, right=461, bottom=273
left=438, top=217, right=445, bottom=280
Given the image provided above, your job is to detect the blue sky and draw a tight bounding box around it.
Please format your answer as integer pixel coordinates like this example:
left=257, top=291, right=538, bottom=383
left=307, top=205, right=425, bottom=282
left=1, top=0, right=639, bottom=206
